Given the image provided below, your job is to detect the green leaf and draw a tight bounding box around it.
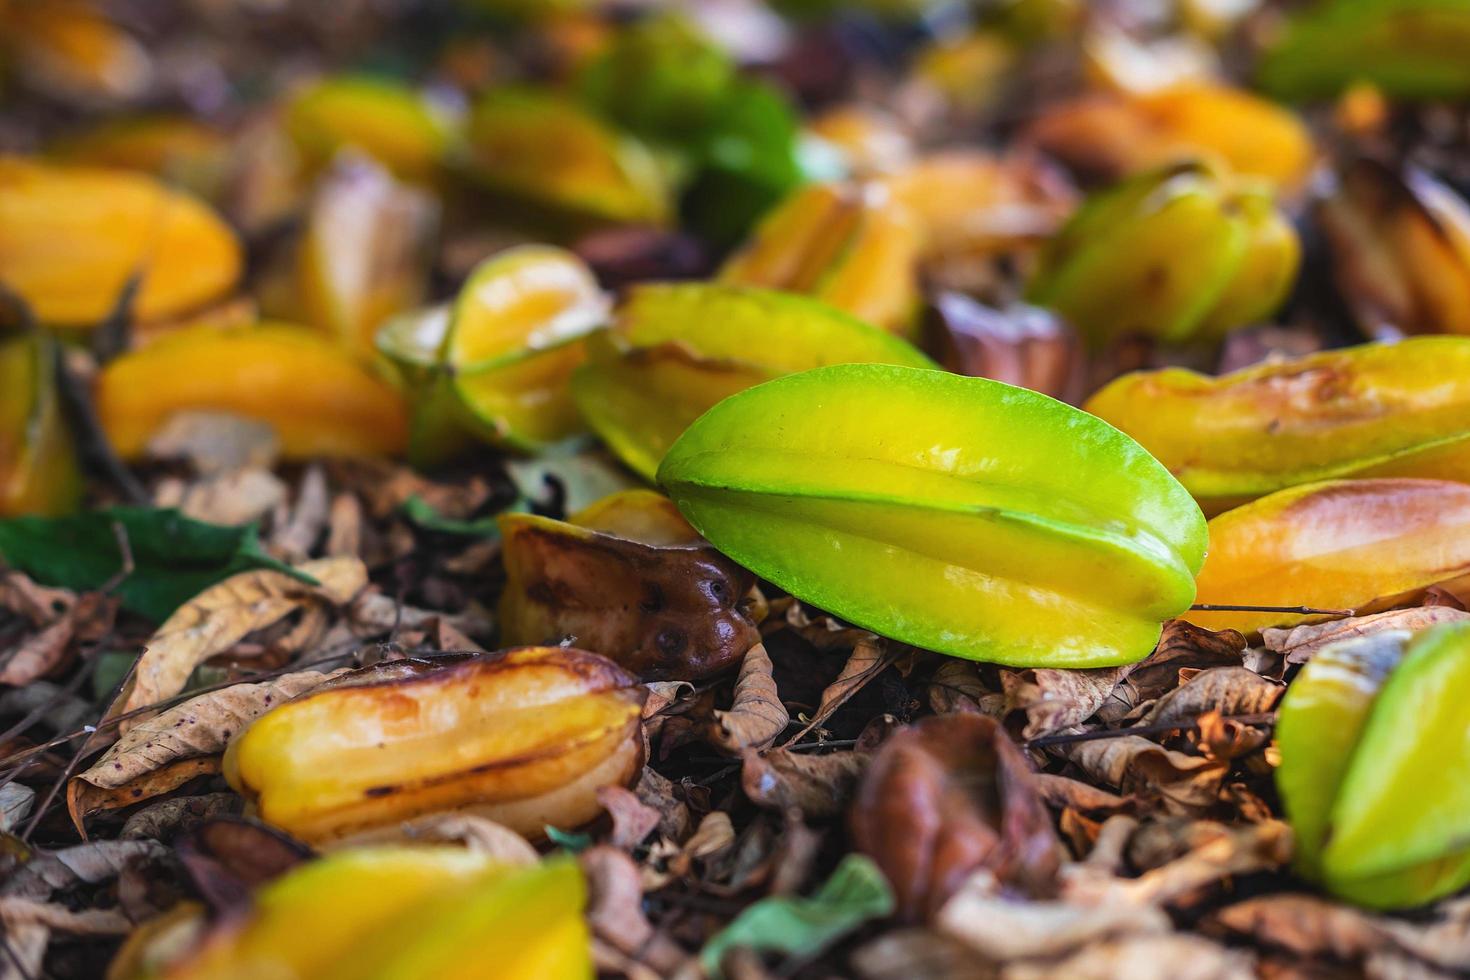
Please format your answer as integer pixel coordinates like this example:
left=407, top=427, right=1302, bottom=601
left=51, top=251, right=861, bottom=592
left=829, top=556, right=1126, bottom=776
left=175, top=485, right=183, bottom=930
left=401, top=495, right=511, bottom=538
left=699, top=855, right=894, bottom=977
left=542, top=825, right=592, bottom=853
left=0, top=507, right=308, bottom=623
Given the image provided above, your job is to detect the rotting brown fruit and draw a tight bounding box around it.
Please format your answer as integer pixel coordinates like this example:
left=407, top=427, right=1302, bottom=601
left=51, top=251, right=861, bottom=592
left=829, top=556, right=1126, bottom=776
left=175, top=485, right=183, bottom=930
left=923, top=293, right=1083, bottom=402
left=224, top=648, right=647, bottom=844
left=498, top=490, right=761, bottom=680
left=0, top=331, right=81, bottom=517
left=851, top=713, right=1061, bottom=922
left=1317, top=158, right=1470, bottom=338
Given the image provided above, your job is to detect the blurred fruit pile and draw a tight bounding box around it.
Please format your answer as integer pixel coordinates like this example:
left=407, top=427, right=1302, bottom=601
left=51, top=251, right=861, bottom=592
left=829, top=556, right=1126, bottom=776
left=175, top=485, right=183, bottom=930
left=8, top=0, right=1470, bottom=977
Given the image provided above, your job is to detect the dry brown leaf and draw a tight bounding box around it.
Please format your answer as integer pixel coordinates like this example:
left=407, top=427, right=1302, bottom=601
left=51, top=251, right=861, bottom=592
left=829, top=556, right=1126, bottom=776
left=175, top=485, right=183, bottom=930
left=1208, top=893, right=1383, bottom=961
left=1032, top=773, right=1135, bottom=816
left=789, top=637, right=894, bottom=742
left=394, top=814, right=538, bottom=865
left=1124, top=622, right=1247, bottom=706
left=1139, top=667, right=1283, bottom=727
left=345, top=590, right=494, bottom=643
left=154, top=468, right=288, bottom=526
left=710, top=643, right=788, bottom=754
left=928, top=659, right=1005, bottom=717
left=777, top=601, right=881, bottom=651
left=683, top=811, right=737, bottom=863
left=106, top=557, right=364, bottom=735
left=0, top=572, right=76, bottom=626
left=1261, top=607, right=1470, bottom=664
left=1059, top=736, right=1227, bottom=815
left=598, top=784, right=661, bottom=850
left=144, top=410, right=280, bottom=474
left=635, top=767, right=690, bottom=842
left=581, top=845, right=687, bottom=975
left=852, top=928, right=994, bottom=980
left=272, top=463, right=331, bottom=559
left=741, top=747, right=871, bottom=819
left=0, top=593, right=115, bottom=687
left=119, top=793, right=240, bottom=841
left=69, top=757, right=222, bottom=832
left=0, top=783, right=35, bottom=832
left=1001, top=662, right=1137, bottom=739
left=1003, top=933, right=1255, bottom=980
left=325, top=492, right=363, bottom=558
left=1110, top=820, right=1291, bottom=907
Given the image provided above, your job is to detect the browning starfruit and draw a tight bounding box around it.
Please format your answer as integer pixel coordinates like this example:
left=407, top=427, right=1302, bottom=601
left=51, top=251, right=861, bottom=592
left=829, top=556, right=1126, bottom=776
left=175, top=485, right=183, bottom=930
left=224, top=648, right=646, bottom=843
left=463, top=88, right=673, bottom=226
left=657, top=363, right=1206, bottom=668
left=718, top=180, right=922, bottom=336
left=499, top=489, right=761, bottom=679
left=0, top=332, right=81, bottom=517
left=150, top=847, right=590, bottom=979
left=97, top=322, right=408, bottom=460
left=1027, top=83, right=1315, bottom=193
left=376, top=245, right=607, bottom=459
left=1025, top=162, right=1299, bottom=347
left=1317, top=158, right=1470, bottom=338
left=1189, top=478, right=1470, bottom=634
left=1086, top=336, right=1470, bottom=513
left=0, top=157, right=242, bottom=328
left=285, top=75, right=455, bottom=185
left=571, top=282, right=936, bottom=479
left=1278, top=623, right=1470, bottom=909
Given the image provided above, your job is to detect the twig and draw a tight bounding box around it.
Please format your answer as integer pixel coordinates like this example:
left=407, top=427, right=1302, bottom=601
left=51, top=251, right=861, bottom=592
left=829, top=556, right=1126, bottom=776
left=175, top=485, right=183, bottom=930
left=51, top=343, right=149, bottom=506
left=1026, top=712, right=1279, bottom=750
left=1188, top=603, right=1354, bottom=616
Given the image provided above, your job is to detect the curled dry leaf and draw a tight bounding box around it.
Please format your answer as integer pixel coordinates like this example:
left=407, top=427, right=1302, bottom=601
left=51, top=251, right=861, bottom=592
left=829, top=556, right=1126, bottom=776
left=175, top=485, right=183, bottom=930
left=597, top=785, right=661, bottom=850
left=1032, top=774, right=1136, bottom=817
left=1059, top=736, right=1227, bottom=816
left=1138, top=667, right=1283, bottom=727
left=742, top=747, right=871, bottom=820
left=1262, top=606, right=1470, bottom=664
left=1001, top=661, right=1137, bottom=740
left=1124, top=621, right=1246, bottom=707
left=928, top=659, right=1004, bottom=717
left=176, top=816, right=313, bottom=913
left=852, top=714, right=1062, bottom=922
left=791, top=637, right=895, bottom=742
left=106, top=557, right=366, bottom=735
left=119, top=793, right=240, bottom=841
left=0, top=592, right=115, bottom=687
left=710, top=643, right=788, bottom=754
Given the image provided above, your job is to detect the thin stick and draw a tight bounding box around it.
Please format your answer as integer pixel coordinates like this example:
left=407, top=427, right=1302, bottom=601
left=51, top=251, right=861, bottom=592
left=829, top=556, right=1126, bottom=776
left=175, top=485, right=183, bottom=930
left=1027, top=712, right=1278, bottom=749
left=1188, top=603, right=1355, bottom=615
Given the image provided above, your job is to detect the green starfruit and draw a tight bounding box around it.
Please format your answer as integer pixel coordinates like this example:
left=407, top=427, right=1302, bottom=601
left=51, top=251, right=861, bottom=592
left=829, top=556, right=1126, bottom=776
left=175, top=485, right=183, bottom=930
left=572, top=283, right=935, bottom=479
left=1278, top=623, right=1470, bottom=909
left=0, top=331, right=80, bottom=517
left=657, top=363, right=1206, bottom=667
left=1025, top=162, right=1298, bottom=347
left=1086, top=336, right=1470, bottom=514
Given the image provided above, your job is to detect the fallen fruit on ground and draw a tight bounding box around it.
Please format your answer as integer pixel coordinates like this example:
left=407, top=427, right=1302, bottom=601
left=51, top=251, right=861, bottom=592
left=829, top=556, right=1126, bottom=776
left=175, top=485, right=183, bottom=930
left=498, top=489, right=761, bottom=679
left=284, top=74, right=455, bottom=185
left=1189, top=479, right=1470, bottom=634
left=147, top=847, right=589, bottom=979
left=1086, top=336, right=1470, bottom=513
left=572, top=282, right=935, bottom=478
left=97, top=322, right=409, bottom=459
left=1277, top=623, right=1470, bottom=909
left=0, top=156, right=241, bottom=327
left=658, top=363, right=1206, bottom=667
left=0, top=331, right=81, bottom=517
left=224, top=648, right=646, bottom=842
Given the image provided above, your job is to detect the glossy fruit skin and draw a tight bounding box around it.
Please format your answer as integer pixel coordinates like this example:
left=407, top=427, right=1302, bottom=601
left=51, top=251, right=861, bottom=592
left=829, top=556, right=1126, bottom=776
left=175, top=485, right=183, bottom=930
left=1277, top=624, right=1470, bottom=909
left=224, top=648, right=646, bottom=843
left=0, top=332, right=81, bottom=517
left=1189, top=479, right=1470, bottom=634
left=285, top=75, right=453, bottom=184
left=718, top=181, right=922, bottom=336
left=658, top=363, right=1206, bottom=668
left=97, top=322, right=409, bottom=460
left=0, top=157, right=241, bottom=328
left=1086, top=337, right=1470, bottom=513
left=154, top=848, right=591, bottom=980
left=1025, top=163, right=1298, bottom=347
left=572, top=282, right=935, bottom=479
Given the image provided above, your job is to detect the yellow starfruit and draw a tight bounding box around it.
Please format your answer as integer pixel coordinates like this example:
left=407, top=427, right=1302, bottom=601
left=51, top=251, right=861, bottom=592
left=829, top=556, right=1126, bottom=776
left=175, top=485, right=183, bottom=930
left=658, top=363, right=1207, bottom=668
left=0, top=332, right=81, bottom=516
left=285, top=75, right=455, bottom=185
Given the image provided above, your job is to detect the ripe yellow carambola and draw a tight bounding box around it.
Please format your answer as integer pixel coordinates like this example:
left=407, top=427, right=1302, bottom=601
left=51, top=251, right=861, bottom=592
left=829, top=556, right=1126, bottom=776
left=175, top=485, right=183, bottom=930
left=224, top=648, right=646, bottom=843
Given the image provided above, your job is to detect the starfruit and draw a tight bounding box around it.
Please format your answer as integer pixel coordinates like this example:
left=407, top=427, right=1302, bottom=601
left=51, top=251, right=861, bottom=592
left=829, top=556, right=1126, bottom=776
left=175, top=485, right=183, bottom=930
left=718, top=180, right=922, bottom=336
left=0, top=0, right=152, bottom=105
left=499, top=489, right=761, bottom=679
left=657, top=363, right=1206, bottom=668
left=1025, top=162, right=1299, bottom=347
left=1086, top=336, right=1470, bottom=513
left=0, top=332, right=81, bottom=517
left=48, top=115, right=231, bottom=201
left=1317, top=158, right=1470, bottom=338
left=571, top=282, right=935, bottom=479
left=97, top=322, right=408, bottom=460
left=376, top=245, right=607, bottom=459
left=463, top=88, right=673, bottom=226
left=224, top=648, right=646, bottom=843
left=1278, top=623, right=1470, bottom=909
left=284, top=75, right=455, bottom=185
left=0, top=157, right=242, bottom=328
left=150, top=848, right=590, bottom=979
left=1027, top=83, right=1316, bottom=193
left=1189, top=478, right=1470, bottom=634
left=294, top=156, right=439, bottom=355
left=1259, top=0, right=1470, bottom=102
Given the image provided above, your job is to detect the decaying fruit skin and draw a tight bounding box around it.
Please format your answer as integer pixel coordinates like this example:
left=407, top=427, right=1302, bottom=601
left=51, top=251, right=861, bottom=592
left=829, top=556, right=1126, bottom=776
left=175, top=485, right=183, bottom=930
left=499, top=490, right=761, bottom=680
left=658, top=363, right=1206, bottom=668
left=146, top=847, right=591, bottom=979
left=851, top=714, right=1060, bottom=922
left=1025, top=162, right=1298, bottom=347
left=97, top=322, right=409, bottom=460
left=0, top=157, right=242, bottom=328
left=1189, top=478, right=1470, bottom=635
left=1317, top=158, right=1470, bottom=338
left=1278, top=624, right=1470, bottom=909
left=719, top=180, right=922, bottom=336
left=572, top=282, right=935, bottom=479
left=1086, top=337, right=1470, bottom=513
left=224, top=648, right=646, bottom=844
left=0, top=332, right=81, bottom=517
